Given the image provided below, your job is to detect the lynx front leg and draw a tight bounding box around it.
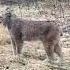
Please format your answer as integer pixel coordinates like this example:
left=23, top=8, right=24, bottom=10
left=11, top=35, right=17, bottom=55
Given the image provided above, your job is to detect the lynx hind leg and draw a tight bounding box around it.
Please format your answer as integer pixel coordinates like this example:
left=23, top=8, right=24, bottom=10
left=43, top=40, right=55, bottom=63
left=54, top=43, right=63, bottom=66
left=54, top=43, right=62, bottom=58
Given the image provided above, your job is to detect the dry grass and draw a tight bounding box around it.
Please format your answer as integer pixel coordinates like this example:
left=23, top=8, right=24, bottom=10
left=0, top=24, right=11, bottom=45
